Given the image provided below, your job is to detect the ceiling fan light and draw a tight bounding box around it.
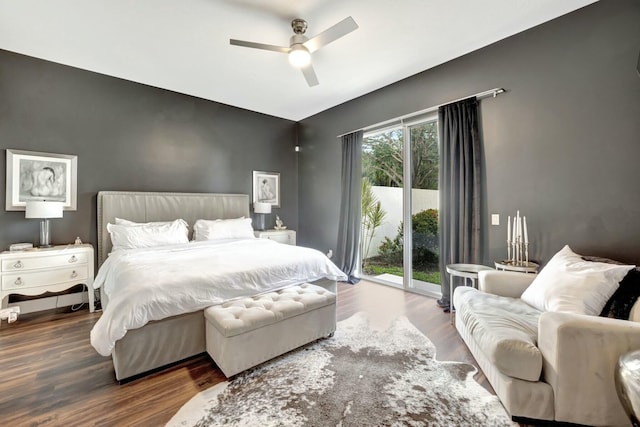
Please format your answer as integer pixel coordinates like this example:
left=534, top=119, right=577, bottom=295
left=288, top=45, right=311, bottom=68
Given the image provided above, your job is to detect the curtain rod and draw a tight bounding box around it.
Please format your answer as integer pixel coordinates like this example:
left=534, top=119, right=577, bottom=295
left=337, top=87, right=505, bottom=138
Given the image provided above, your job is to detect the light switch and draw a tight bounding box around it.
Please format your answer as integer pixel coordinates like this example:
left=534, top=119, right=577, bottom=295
left=491, top=214, right=500, bottom=225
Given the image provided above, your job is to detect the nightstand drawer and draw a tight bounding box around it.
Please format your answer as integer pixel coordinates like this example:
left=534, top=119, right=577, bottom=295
left=2, top=267, right=88, bottom=291
left=254, top=230, right=296, bottom=245
left=263, top=234, right=292, bottom=244
left=1, top=252, right=88, bottom=272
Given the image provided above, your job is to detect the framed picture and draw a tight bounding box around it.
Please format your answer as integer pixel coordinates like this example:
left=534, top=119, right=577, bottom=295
left=252, top=171, right=280, bottom=208
left=5, top=149, right=78, bottom=211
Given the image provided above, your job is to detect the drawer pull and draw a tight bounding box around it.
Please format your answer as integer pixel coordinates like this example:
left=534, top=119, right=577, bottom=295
left=70, top=270, right=78, bottom=279
left=68, top=255, right=78, bottom=263
left=14, top=277, right=23, bottom=286
left=13, top=260, right=23, bottom=269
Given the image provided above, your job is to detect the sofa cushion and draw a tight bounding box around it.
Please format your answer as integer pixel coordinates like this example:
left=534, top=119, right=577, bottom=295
left=455, top=286, right=543, bottom=381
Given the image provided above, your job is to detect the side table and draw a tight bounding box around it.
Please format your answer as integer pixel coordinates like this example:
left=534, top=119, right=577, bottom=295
left=615, top=349, right=640, bottom=427
left=0, top=244, right=95, bottom=314
left=494, top=260, right=539, bottom=274
left=446, top=263, right=494, bottom=324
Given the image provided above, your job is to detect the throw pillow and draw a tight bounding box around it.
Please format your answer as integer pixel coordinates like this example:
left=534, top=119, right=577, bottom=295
left=520, top=245, right=635, bottom=315
left=600, top=268, right=640, bottom=320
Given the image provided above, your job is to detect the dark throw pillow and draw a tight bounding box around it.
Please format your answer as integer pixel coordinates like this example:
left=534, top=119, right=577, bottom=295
left=599, top=268, right=640, bottom=320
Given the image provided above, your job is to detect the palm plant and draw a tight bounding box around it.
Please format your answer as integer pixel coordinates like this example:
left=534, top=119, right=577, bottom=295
left=361, top=179, right=386, bottom=268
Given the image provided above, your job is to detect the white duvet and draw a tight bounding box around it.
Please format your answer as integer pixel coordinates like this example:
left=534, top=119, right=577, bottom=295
left=90, top=238, right=347, bottom=356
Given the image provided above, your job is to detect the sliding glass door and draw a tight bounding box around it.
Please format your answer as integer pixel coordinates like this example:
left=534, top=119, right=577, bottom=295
left=405, top=118, right=440, bottom=294
left=361, top=114, right=441, bottom=295
left=361, top=127, right=405, bottom=285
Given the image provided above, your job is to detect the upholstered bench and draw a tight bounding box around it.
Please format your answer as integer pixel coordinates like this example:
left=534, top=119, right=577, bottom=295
left=204, top=283, right=336, bottom=377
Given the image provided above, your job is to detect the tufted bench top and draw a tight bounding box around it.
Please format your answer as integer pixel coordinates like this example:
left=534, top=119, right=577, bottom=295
left=204, top=283, right=336, bottom=338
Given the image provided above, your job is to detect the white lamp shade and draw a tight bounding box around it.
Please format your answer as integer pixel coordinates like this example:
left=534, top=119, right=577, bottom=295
left=254, top=202, right=272, bottom=214
left=25, top=201, right=64, bottom=219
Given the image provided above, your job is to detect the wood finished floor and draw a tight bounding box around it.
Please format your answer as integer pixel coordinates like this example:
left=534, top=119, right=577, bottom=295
left=0, top=280, right=494, bottom=427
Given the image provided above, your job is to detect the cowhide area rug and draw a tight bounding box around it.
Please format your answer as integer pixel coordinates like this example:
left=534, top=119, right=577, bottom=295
left=167, top=312, right=516, bottom=427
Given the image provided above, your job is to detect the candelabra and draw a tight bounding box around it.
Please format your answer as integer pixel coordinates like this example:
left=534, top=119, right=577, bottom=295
left=506, top=210, right=530, bottom=266
left=507, top=237, right=529, bottom=265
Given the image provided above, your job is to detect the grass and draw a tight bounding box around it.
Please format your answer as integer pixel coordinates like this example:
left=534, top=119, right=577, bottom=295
left=365, top=264, right=441, bottom=285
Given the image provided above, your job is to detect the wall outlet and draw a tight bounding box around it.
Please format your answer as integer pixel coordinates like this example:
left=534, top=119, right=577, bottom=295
left=491, top=214, right=500, bottom=225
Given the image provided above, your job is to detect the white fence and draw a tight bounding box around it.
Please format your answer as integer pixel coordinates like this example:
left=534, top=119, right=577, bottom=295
left=363, top=186, right=439, bottom=259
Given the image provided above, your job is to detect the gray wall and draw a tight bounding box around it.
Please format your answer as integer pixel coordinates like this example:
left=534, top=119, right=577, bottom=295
left=0, top=50, right=298, bottom=250
left=2, top=0, right=639, bottom=269
left=298, top=0, right=640, bottom=266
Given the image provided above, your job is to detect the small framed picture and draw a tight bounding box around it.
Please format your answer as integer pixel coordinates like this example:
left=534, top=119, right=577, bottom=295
left=252, top=171, right=280, bottom=208
left=5, top=149, right=78, bottom=211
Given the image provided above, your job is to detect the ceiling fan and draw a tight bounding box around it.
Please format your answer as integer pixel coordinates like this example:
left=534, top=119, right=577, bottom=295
left=230, top=16, right=359, bottom=87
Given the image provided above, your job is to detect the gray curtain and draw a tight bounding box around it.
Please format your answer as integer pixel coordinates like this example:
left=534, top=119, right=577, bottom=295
left=438, top=98, right=481, bottom=303
left=335, top=130, right=363, bottom=284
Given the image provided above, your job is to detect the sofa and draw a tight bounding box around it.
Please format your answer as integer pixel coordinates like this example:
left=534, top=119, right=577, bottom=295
left=454, top=248, right=640, bottom=426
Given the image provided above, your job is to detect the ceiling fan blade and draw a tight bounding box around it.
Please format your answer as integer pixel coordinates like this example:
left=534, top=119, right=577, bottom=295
left=301, top=63, right=319, bottom=87
left=230, top=39, right=290, bottom=54
left=303, top=16, right=358, bottom=53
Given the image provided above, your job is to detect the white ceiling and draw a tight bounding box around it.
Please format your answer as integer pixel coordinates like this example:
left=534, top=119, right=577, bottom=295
left=0, top=0, right=596, bottom=121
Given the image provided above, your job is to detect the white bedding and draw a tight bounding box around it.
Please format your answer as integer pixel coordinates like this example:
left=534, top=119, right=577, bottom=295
left=90, top=239, right=347, bottom=356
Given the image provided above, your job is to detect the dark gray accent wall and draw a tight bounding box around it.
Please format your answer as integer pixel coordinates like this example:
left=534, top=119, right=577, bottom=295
left=298, top=0, right=640, bottom=266
left=0, top=50, right=297, bottom=251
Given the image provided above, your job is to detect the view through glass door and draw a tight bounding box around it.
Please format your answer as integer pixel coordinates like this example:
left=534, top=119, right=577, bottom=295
left=361, top=115, right=441, bottom=295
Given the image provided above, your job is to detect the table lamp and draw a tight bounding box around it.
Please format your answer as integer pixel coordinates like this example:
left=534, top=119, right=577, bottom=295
left=253, top=202, right=271, bottom=231
left=25, top=201, right=64, bottom=247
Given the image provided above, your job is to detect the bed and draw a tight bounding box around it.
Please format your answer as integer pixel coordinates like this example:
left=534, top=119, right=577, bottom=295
left=93, top=191, right=342, bottom=381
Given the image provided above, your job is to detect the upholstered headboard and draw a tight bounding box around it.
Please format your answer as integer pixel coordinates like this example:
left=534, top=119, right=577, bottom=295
left=97, top=191, right=250, bottom=267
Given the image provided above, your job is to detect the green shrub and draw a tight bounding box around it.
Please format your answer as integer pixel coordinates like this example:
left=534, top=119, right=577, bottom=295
left=376, top=209, right=439, bottom=267
left=377, top=225, right=403, bottom=264
left=413, top=209, right=438, bottom=236
left=412, top=209, right=439, bottom=266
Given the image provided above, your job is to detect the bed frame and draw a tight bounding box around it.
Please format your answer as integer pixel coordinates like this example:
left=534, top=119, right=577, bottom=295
left=96, top=191, right=336, bottom=381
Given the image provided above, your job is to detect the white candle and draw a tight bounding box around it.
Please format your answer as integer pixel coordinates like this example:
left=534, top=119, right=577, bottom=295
left=507, top=215, right=512, bottom=260
left=517, top=216, right=522, bottom=240
left=513, top=216, right=519, bottom=262
left=523, top=216, right=529, bottom=244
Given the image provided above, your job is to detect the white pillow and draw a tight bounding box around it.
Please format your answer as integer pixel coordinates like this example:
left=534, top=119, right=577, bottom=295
left=115, top=218, right=179, bottom=227
left=107, top=219, right=189, bottom=251
left=521, top=245, right=635, bottom=315
left=193, top=218, right=254, bottom=241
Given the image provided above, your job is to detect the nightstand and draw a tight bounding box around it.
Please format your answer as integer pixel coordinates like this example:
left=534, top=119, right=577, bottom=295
left=0, top=244, right=95, bottom=313
left=254, top=229, right=296, bottom=245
